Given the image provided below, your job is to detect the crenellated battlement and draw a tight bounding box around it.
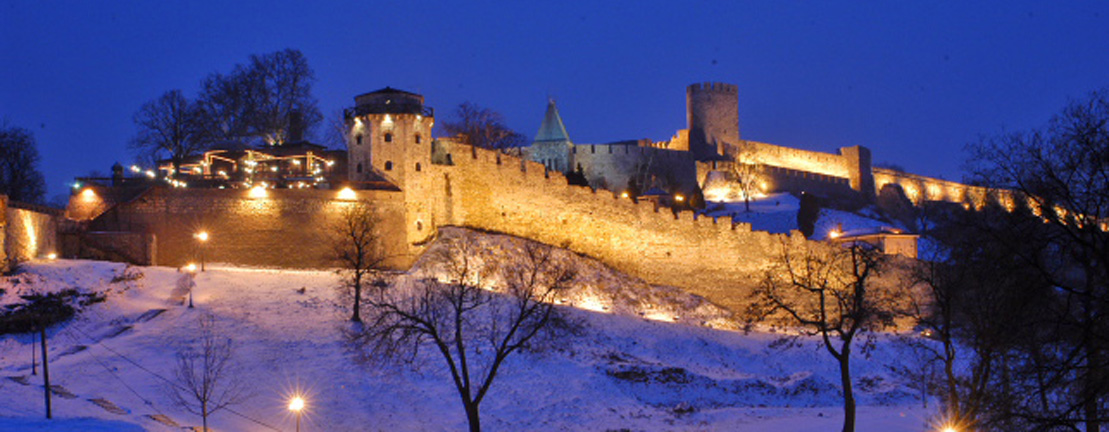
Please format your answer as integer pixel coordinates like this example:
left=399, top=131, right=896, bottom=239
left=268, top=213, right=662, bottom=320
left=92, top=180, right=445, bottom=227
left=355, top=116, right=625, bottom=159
left=688, top=82, right=739, bottom=94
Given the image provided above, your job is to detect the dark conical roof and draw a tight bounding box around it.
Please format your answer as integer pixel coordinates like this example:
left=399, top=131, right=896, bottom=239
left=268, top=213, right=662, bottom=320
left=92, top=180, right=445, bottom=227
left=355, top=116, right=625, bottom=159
left=533, top=99, right=571, bottom=143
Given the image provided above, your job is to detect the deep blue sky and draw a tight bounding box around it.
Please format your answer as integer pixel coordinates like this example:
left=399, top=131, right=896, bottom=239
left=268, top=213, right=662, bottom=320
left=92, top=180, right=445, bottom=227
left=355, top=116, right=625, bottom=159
left=3, top=1, right=1108, bottom=202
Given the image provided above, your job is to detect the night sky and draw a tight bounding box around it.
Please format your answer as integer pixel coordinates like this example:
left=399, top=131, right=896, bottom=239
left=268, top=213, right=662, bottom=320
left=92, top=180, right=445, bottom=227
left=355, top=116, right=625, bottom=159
left=3, top=1, right=1108, bottom=203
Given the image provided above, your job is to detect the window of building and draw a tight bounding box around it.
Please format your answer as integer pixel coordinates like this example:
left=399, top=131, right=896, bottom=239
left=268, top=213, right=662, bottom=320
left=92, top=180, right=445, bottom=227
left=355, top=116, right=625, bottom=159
left=384, top=133, right=393, bottom=143
left=385, top=161, right=393, bottom=170
left=415, top=163, right=422, bottom=172
left=415, top=134, right=421, bottom=143
left=356, top=163, right=363, bottom=173
left=355, top=134, right=363, bottom=145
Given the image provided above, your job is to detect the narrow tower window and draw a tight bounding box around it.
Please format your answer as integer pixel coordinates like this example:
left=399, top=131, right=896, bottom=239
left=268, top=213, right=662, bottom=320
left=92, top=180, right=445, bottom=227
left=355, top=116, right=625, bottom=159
left=356, top=163, right=363, bottom=173
left=356, top=134, right=363, bottom=145
left=415, top=163, right=422, bottom=172
left=415, top=134, right=422, bottom=144
left=384, top=133, right=393, bottom=143
left=385, top=161, right=393, bottom=171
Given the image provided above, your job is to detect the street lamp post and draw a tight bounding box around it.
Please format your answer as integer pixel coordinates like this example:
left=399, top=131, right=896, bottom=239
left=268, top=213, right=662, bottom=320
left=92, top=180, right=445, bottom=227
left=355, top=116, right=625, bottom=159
left=194, top=231, right=209, bottom=271
left=289, top=396, right=305, bottom=432
left=184, top=263, right=197, bottom=308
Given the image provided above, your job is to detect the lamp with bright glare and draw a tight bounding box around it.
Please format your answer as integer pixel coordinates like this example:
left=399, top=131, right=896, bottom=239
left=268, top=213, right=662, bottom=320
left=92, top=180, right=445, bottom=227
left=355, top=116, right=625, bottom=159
left=194, top=231, right=209, bottom=271
left=289, top=396, right=306, bottom=432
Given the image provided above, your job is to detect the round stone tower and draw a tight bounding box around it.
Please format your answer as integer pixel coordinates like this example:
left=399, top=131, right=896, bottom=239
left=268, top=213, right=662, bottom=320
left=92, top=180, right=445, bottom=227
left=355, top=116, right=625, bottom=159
left=345, top=87, right=436, bottom=266
left=346, top=87, right=434, bottom=188
left=686, top=82, right=739, bottom=161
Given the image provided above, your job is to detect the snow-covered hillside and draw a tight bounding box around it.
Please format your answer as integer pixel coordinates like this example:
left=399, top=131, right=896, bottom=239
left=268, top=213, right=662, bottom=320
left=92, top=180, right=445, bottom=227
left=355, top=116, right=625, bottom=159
left=0, top=231, right=936, bottom=431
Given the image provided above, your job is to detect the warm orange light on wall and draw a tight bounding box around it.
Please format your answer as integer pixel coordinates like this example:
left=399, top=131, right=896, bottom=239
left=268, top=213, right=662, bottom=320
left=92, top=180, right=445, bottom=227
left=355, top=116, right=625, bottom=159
left=80, top=188, right=97, bottom=201
left=337, top=187, right=357, bottom=200
left=249, top=185, right=268, bottom=199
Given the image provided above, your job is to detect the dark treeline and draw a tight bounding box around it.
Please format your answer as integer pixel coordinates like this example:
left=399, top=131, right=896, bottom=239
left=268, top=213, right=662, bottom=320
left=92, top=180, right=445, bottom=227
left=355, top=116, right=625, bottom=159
left=130, top=48, right=322, bottom=172
left=911, top=89, right=1109, bottom=432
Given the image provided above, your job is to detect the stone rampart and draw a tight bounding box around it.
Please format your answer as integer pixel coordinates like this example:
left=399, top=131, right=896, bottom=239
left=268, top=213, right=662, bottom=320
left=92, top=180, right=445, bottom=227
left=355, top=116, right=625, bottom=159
left=872, top=168, right=1002, bottom=207
left=745, top=140, right=851, bottom=179
left=431, top=144, right=810, bottom=312
left=3, top=198, right=61, bottom=262
left=86, top=188, right=408, bottom=269
left=572, top=143, right=698, bottom=192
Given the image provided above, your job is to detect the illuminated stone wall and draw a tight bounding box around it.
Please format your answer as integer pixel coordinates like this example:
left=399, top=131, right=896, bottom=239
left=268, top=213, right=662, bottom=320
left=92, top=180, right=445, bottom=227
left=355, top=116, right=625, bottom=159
left=572, top=142, right=698, bottom=193
left=872, top=167, right=1002, bottom=208
left=88, top=188, right=409, bottom=269
left=427, top=143, right=810, bottom=312
left=3, top=198, right=60, bottom=262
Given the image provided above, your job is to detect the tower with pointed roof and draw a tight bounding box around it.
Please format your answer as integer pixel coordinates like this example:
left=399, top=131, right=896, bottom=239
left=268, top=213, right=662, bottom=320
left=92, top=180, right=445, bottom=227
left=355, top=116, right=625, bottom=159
left=525, top=99, right=574, bottom=173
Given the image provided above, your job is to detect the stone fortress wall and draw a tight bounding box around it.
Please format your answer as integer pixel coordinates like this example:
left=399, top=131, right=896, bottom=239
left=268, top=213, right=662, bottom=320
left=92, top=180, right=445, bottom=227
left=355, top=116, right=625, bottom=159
left=424, top=143, right=804, bottom=312
left=68, top=187, right=408, bottom=269
left=572, top=141, right=699, bottom=192
left=55, top=82, right=1009, bottom=313
left=555, top=82, right=996, bottom=211
left=1, top=194, right=61, bottom=269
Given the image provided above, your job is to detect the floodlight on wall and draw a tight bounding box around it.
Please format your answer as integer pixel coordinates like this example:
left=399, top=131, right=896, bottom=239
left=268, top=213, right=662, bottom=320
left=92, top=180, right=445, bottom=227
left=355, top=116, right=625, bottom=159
left=249, top=185, right=268, bottom=199
left=80, top=188, right=97, bottom=201
left=337, top=187, right=357, bottom=201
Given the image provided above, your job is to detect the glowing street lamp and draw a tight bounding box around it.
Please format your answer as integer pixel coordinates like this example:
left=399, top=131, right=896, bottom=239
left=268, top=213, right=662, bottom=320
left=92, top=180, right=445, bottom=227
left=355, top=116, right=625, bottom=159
left=194, top=231, right=209, bottom=272
left=288, top=396, right=306, bottom=432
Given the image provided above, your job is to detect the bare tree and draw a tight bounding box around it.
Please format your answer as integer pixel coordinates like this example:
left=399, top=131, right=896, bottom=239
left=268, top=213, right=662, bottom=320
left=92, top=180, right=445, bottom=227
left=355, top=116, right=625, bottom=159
left=168, top=313, right=249, bottom=432
left=131, top=90, right=205, bottom=176
left=196, top=48, right=322, bottom=146
left=0, top=123, right=47, bottom=204
left=748, top=240, right=897, bottom=432
left=333, top=202, right=385, bottom=322
left=966, top=88, right=1109, bottom=431
left=443, top=102, right=526, bottom=152
left=729, top=141, right=765, bottom=212
left=349, top=235, right=574, bottom=432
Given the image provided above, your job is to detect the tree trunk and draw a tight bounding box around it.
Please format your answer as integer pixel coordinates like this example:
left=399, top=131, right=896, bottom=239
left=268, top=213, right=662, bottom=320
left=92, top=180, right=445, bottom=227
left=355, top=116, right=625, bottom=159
left=351, top=276, right=362, bottom=323
left=202, top=399, right=208, bottom=432
left=465, top=401, right=481, bottom=432
left=1085, top=335, right=1101, bottom=432
left=839, top=354, right=855, bottom=432
left=943, top=337, right=960, bottom=421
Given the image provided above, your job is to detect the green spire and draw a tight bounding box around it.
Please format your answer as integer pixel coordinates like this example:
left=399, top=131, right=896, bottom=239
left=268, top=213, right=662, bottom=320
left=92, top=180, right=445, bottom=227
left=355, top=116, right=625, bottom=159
left=533, top=99, right=571, bottom=143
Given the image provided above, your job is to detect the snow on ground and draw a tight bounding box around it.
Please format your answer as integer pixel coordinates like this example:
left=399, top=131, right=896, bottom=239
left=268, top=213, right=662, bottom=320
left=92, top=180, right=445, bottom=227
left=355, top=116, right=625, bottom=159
left=0, top=247, right=936, bottom=431
left=704, top=192, right=901, bottom=240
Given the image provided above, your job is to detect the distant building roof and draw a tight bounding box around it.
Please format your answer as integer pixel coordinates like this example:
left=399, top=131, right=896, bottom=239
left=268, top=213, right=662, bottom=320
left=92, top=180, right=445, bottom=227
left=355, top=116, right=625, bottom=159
left=355, top=86, right=420, bottom=98
left=533, top=99, right=571, bottom=143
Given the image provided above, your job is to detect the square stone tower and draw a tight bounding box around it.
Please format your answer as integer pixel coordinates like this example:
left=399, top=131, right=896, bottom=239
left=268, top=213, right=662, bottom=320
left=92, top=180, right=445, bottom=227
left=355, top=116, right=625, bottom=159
left=687, top=82, right=740, bottom=161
